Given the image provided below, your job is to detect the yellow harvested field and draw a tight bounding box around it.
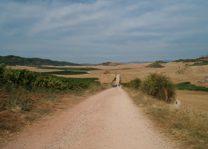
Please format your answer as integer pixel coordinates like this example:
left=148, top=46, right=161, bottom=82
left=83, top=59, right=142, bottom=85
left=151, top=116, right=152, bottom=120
left=9, top=63, right=208, bottom=85
left=9, top=65, right=63, bottom=72
left=176, top=90, right=208, bottom=112
left=56, top=74, right=116, bottom=83
left=184, top=65, right=208, bottom=74
left=7, top=63, right=208, bottom=112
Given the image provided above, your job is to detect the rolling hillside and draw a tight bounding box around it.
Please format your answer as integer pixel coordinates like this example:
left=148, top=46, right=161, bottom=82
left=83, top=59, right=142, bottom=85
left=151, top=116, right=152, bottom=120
left=0, top=55, right=82, bottom=66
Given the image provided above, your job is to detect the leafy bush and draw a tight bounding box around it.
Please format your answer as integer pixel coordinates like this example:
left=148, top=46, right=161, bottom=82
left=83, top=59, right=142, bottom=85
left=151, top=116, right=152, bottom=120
left=123, top=78, right=141, bottom=89
left=0, top=66, right=100, bottom=91
left=0, top=66, right=101, bottom=112
left=140, top=73, right=175, bottom=102
left=130, top=78, right=142, bottom=89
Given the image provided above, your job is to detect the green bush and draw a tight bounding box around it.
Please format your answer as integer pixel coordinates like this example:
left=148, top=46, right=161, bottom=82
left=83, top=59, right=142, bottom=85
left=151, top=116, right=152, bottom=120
left=0, top=66, right=99, bottom=91
left=129, top=78, right=142, bottom=89
left=140, top=73, right=175, bottom=102
left=0, top=66, right=101, bottom=111
left=121, top=78, right=141, bottom=89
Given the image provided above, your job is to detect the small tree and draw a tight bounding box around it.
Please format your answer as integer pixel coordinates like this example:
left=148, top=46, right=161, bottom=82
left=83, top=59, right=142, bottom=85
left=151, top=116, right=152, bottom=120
left=140, top=73, right=175, bottom=102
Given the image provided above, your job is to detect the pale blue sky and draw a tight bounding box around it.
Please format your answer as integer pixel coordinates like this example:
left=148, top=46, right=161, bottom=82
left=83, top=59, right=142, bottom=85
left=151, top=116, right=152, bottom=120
left=0, top=0, right=208, bottom=63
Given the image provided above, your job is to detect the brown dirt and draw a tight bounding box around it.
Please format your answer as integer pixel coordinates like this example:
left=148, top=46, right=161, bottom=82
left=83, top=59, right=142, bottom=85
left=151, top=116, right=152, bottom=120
left=1, top=76, right=180, bottom=149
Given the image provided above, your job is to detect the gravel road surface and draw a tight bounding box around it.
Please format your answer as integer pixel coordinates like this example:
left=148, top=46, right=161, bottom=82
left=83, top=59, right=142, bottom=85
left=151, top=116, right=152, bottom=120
left=2, top=75, right=179, bottom=149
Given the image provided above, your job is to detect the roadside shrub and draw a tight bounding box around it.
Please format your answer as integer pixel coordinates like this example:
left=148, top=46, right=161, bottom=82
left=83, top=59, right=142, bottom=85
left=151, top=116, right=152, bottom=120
left=121, top=78, right=141, bottom=89
left=140, top=73, right=175, bottom=102
left=129, top=78, right=142, bottom=89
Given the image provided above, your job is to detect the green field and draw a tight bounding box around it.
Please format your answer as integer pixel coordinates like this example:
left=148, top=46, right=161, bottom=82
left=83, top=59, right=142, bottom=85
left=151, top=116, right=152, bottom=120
left=42, top=71, right=88, bottom=75
left=38, top=66, right=100, bottom=71
left=175, top=82, right=208, bottom=92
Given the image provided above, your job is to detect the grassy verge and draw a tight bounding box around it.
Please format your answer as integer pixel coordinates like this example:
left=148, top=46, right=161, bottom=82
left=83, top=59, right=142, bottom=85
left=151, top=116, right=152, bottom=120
left=0, top=65, right=111, bottom=145
left=175, top=82, right=208, bottom=92
left=124, top=88, right=208, bottom=149
left=0, top=83, right=111, bottom=145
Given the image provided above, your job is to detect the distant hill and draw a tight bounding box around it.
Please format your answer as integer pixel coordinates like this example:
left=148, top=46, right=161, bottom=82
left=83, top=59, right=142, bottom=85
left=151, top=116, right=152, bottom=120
left=145, top=62, right=164, bottom=68
left=97, top=62, right=121, bottom=66
left=173, top=56, right=208, bottom=63
left=80, top=63, right=95, bottom=66
left=127, top=61, right=151, bottom=63
left=0, top=55, right=82, bottom=66
left=126, top=60, right=171, bottom=64
left=201, top=54, right=208, bottom=57
left=173, top=56, right=208, bottom=66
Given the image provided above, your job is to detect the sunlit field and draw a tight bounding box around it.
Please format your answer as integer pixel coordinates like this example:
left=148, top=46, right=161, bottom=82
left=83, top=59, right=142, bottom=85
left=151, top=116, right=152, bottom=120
left=10, top=62, right=208, bottom=85
left=7, top=62, right=208, bottom=147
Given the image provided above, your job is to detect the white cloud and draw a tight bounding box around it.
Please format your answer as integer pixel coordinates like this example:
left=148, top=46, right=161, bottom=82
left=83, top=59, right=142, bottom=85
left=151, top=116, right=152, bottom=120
left=0, top=0, right=208, bottom=63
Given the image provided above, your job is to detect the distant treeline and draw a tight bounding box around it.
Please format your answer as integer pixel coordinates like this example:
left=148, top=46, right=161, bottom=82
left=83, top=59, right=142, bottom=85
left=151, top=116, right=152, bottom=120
left=0, top=55, right=82, bottom=66
left=173, top=56, right=208, bottom=62
left=173, top=56, right=208, bottom=66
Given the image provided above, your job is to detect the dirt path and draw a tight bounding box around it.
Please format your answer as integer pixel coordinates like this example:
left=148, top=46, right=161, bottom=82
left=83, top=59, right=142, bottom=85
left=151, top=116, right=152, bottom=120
left=2, top=75, right=179, bottom=149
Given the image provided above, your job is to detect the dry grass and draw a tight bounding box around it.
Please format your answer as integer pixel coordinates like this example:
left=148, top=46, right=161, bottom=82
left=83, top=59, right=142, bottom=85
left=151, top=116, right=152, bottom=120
left=176, top=90, right=208, bottom=112
left=9, top=65, right=63, bottom=72
left=7, top=63, right=208, bottom=148
left=118, top=62, right=208, bottom=148
left=118, top=62, right=208, bottom=84
left=10, top=62, right=208, bottom=86
left=124, top=88, right=208, bottom=149
left=0, top=83, right=110, bottom=145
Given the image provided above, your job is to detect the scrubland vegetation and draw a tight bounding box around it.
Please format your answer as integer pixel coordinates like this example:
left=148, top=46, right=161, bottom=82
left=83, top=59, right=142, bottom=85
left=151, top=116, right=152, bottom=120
left=173, top=56, right=208, bottom=66
left=190, top=61, right=208, bottom=66
left=123, top=73, right=208, bottom=148
left=0, top=63, right=109, bottom=144
left=145, top=62, right=164, bottom=68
